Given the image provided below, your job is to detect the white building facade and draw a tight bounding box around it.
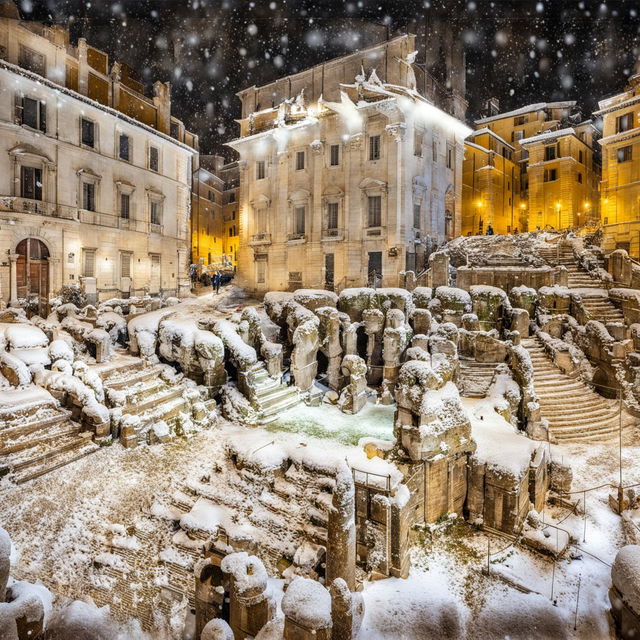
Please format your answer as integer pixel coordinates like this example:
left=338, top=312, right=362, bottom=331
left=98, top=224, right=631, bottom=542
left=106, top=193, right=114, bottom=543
left=229, top=35, right=470, bottom=294
left=0, top=9, right=196, bottom=308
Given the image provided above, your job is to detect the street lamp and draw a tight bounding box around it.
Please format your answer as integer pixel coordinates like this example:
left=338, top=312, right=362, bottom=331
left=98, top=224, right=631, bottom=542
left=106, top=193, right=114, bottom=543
left=555, top=201, right=561, bottom=229
left=475, top=200, right=483, bottom=235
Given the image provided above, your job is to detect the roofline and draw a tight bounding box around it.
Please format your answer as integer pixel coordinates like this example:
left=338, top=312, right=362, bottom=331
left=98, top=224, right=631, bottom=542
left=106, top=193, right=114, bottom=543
left=0, top=59, right=197, bottom=154
left=236, top=33, right=414, bottom=99
left=467, top=128, right=514, bottom=150
left=475, top=101, right=577, bottom=125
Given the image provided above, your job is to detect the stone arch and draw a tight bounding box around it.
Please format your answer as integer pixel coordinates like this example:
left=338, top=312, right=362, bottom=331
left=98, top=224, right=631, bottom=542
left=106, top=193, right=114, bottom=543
left=15, top=238, right=50, bottom=302
left=194, top=557, right=230, bottom=636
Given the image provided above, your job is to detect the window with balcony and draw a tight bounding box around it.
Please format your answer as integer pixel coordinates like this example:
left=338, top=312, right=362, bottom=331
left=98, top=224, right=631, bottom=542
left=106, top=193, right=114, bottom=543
left=256, top=160, right=265, bottom=180
left=295, top=151, right=305, bottom=170
left=368, top=195, right=382, bottom=227
left=149, top=146, right=159, bottom=172
left=81, top=118, right=95, bottom=148
left=369, top=135, right=381, bottom=161
left=82, top=182, right=95, bottom=211
left=330, top=144, right=340, bottom=166
left=617, top=112, right=634, bottom=133
left=119, top=134, right=130, bottom=161
left=20, top=166, right=42, bottom=201
left=327, top=202, right=338, bottom=230
left=618, top=146, right=633, bottom=163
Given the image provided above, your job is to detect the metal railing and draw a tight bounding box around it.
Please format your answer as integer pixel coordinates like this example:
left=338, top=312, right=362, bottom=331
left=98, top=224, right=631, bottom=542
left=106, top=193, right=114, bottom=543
left=249, top=232, right=271, bottom=245
left=287, top=232, right=306, bottom=242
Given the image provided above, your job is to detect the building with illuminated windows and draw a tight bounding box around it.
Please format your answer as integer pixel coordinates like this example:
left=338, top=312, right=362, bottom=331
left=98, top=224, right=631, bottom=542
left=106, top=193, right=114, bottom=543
left=0, top=2, right=197, bottom=308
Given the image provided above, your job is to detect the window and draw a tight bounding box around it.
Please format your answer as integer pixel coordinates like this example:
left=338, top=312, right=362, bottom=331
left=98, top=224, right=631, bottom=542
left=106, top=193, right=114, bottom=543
left=544, top=145, right=556, bottom=161
left=617, top=113, right=634, bottom=133
left=256, top=160, right=265, bottom=180
left=446, top=144, right=454, bottom=169
left=368, top=195, right=382, bottom=227
left=414, top=131, right=423, bottom=157
left=83, top=250, right=96, bottom=277
left=330, top=144, right=340, bottom=166
left=208, top=190, right=214, bottom=202
left=544, top=168, right=558, bottom=182
left=120, top=253, right=132, bottom=279
left=20, top=166, right=42, bottom=200
left=18, top=45, right=45, bottom=76
left=150, top=200, right=162, bottom=225
left=229, top=192, right=236, bottom=203
left=432, top=139, right=438, bottom=158
left=81, top=118, right=95, bottom=148
left=82, top=182, right=96, bottom=210
left=294, top=205, right=305, bottom=235
left=413, top=203, right=421, bottom=229
left=120, top=193, right=130, bottom=219
left=369, top=135, right=381, bottom=161
left=577, top=172, right=583, bottom=184
left=579, top=150, right=584, bottom=163
left=256, top=260, right=266, bottom=284
left=295, top=151, right=305, bottom=171
left=170, top=121, right=180, bottom=139
left=17, top=96, right=46, bottom=132
left=327, top=202, right=338, bottom=229
left=149, top=146, right=159, bottom=171
left=514, top=115, right=526, bottom=126
left=618, top=146, right=632, bottom=163
left=119, top=134, right=130, bottom=161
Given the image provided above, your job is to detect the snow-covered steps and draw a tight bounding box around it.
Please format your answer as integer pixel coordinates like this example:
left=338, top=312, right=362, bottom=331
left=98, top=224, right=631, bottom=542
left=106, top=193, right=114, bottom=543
left=538, top=246, right=608, bottom=288
left=522, top=338, right=637, bottom=442
left=579, top=294, right=625, bottom=324
left=458, top=359, right=497, bottom=398
left=245, top=362, right=302, bottom=423
left=0, top=386, right=99, bottom=484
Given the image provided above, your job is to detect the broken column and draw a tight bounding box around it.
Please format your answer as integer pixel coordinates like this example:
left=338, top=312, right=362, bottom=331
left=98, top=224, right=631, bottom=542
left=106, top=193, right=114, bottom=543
left=282, top=577, right=332, bottom=640
left=382, top=309, right=411, bottom=390
left=330, top=578, right=364, bottom=640
left=221, top=552, right=274, bottom=639
left=337, top=355, right=367, bottom=414
left=326, top=462, right=356, bottom=591
left=201, top=619, right=234, bottom=640
left=362, top=308, right=385, bottom=385
left=610, top=545, right=640, bottom=639
left=317, top=308, right=345, bottom=390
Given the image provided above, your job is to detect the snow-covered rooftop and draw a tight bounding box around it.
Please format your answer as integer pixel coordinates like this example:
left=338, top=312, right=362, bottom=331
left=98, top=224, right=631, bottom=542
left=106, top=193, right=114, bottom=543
left=520, top=127, right=576, bottom=146
left=475, top=101, right=576, bottom=125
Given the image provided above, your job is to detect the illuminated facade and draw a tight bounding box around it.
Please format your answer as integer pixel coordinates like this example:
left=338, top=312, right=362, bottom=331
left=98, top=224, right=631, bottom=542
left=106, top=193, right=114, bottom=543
left=595, top=73, right=640, bottom=256
left=462, top=128, right=521, bottom=235
left=229, top=34, right=470, bottom=294
left=472, top=100, right=597, bottom=231
left=0, top=3, right=197, bottom=306
left=192, top=161, right=224, bottom=268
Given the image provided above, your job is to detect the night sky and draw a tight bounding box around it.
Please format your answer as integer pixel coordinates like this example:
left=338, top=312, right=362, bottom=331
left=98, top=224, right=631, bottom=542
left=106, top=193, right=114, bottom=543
left=20, top=0, right=640, bottom=156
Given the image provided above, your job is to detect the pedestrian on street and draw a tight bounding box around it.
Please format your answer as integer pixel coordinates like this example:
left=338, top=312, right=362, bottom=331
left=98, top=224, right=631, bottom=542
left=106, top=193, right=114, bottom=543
left=486, top=224, right=494, bottom=236
left=212, top=271, right=221, bottom=294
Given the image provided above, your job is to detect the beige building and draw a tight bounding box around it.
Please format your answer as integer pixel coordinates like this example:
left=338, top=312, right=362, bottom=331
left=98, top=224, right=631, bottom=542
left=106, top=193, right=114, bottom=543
left=595, top=72, right=640, bottom=255
left=462, top=129, right=521, bottom=235
left=0, top=2, right=198, bottom=308
left=229, top=34, right=470, bottom=294
left=472, top=100, right=598, bottom=231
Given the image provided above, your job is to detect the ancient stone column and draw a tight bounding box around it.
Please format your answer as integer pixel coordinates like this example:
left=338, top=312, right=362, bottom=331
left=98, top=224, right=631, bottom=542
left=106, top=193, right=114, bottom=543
left=201, top=618, right=234, bottom=640
left=326, top=462, right=356, bottom=591
left=8, top=252, right=19, bottom=308
left=330, top=579, right=355, bottom=640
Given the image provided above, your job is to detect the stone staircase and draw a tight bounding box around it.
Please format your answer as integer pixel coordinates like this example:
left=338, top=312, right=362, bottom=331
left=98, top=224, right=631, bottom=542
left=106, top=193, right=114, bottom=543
left=92, top=354, right=192, bottom=445
left=579, top=293, right=625, bottom=324
left=0, top=387, right=99, bottom=484
left=522, top=338, right=637, bottom=442
left=245, top=363, right=302, bottom=423
left=538, top=245, right=607, bottom=288
left=458, top=359, right=498, bottom=398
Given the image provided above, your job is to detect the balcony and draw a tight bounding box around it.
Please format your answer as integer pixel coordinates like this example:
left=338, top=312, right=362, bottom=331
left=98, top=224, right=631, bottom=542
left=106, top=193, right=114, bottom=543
left=150, top=222, right=163, bottom=234
left=249, top=232, right=272, bottom=246
left=365, top=226, right=383, bottom=237
left=0, top=196, right=77, bottom=220
left=322, top=228, right=343, bottom=241
left=286, top=232, right=306, bottom=244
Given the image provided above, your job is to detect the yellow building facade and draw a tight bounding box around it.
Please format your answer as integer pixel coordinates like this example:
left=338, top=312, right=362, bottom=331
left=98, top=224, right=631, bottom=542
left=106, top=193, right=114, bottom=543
left=595, top=74, right=640, bottom=256
left=520, top=124, right=599, bottom=230
left=462, top=129, right=520, bottom=235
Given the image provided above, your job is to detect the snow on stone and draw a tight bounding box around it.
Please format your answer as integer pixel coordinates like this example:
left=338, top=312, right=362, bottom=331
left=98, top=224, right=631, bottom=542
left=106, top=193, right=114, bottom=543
left=221, top=552, right=268, bottom=594
left=281, top=577, right=331, bottom=629
left=612, top=545, right=640, bottom=616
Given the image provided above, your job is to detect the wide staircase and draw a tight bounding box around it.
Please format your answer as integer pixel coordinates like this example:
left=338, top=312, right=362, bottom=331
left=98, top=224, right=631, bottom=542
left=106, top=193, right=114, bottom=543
left=580, top=293, right=625, bottom=324
left=0, top=386, right=99, bottom=484
left=246, top=362, right=302, bottom=423
left=458, top=359, right=498, bottom=398
left=538, top=245, right=607, bottom=288
left=93, top=354, right=191, bottom=444
left=522, top=337, right=637, bottom=442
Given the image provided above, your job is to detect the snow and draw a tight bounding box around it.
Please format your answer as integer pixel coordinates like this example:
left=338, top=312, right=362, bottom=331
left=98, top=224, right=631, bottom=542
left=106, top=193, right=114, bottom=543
left=612, top=545, right=640, bottom=615
left=0, top=352, right=32, bottom=386
left=221, top=552, right=268, bottom=594
left=475, top=101, right=576, bottom=125
left=520, top=127, right=576, bottom=145
left=4, top=325, right=48, bottom=350
left=281, top=577, right=331, bottom=629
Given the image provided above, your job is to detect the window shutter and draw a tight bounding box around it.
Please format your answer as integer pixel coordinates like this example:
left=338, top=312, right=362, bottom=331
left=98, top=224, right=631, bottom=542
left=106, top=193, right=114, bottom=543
left=39, top=101, right=46, bottom=133
left=14, top=93, right=23, bottom=124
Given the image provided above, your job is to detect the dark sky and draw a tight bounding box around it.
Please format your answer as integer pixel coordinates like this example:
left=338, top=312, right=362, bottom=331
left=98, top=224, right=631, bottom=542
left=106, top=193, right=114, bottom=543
left=20, top=0, right=640, bottom=156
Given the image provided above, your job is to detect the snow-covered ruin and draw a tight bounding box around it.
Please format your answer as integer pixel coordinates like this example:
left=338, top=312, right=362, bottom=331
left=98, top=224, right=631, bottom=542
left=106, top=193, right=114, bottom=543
left=3, top=230, right=640, bottom=639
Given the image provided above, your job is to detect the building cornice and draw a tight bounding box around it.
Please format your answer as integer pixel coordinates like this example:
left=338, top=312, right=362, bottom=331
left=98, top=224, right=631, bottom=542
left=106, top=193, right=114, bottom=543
left=598, top=127, right=640, bottom=147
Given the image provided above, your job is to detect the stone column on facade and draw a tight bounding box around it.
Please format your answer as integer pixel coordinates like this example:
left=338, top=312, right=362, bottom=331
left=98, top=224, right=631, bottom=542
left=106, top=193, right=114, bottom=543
left=153, top=81, right=172, bottom=135
left=110, top=61, right=122, bottom=110
left=385, top=121, right=406, bottom=283
left=8, top=252, right=19, bottom=307
left=77, top=38, right=89, bottom=96
left=326, top=462, right=356, bottom=591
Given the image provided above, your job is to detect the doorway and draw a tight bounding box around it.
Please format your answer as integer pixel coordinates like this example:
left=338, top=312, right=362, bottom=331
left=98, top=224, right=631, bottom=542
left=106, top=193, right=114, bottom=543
left=16, top=238, right=49, bottom=302
left=324, top=253, right=334, bottom=291
left=367, top=251, right=382, bottom=287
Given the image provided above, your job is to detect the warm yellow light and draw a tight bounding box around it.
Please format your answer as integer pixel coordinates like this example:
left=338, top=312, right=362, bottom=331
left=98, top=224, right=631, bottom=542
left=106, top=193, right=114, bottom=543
left=520, top=203, right=526, bottom=209
left=555, top=202, right=561, bottom=209
left=476, top=200, right=483, bottom=207
left=604, top=198, right=609, bottom=204
left=583, top=202, right=590, bottom=209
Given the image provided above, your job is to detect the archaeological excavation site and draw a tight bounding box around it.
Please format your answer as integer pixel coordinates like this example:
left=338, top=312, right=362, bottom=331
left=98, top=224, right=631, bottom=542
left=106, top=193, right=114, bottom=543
left=2, top=230, right=640, bottom=639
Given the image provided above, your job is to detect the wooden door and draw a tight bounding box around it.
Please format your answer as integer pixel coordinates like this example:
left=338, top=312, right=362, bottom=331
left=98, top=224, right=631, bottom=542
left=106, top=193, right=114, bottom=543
left=15, top=238, right=50, bottom=302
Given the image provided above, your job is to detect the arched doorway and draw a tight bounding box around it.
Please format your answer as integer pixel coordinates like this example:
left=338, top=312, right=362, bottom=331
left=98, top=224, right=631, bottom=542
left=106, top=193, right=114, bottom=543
left=16, top=238, right=50, bottom=301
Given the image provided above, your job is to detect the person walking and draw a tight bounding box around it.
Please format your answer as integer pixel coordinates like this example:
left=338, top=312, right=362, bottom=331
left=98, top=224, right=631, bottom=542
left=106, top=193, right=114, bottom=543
left=212, top=271, right=221, bottom=295
left=486, top=224, right=494, bottom=236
